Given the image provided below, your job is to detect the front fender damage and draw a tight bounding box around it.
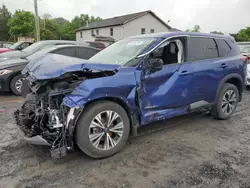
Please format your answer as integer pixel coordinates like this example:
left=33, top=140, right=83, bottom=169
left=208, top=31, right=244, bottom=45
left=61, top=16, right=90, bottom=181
left=14, top=67, right=139, bottom=158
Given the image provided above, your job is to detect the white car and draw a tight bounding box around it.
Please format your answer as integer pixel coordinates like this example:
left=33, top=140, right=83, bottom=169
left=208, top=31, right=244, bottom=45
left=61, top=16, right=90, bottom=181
left=237, top=42, right=250, bottom=86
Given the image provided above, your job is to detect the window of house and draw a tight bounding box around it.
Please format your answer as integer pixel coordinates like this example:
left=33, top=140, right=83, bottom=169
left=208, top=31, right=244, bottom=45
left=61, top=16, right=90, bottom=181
left=110, top=28, right=113, bottom=36
left=80, top=32, right=83, bottom=38
left=215, top=39, right=231, bottom=57
left=150, top=29, right=155, bottom=33
left=96, top=30, right=99, bottom=35
left=141, top=28, right=145, bottom=34
left=91, top=30, right=94, bottom=36
left=188, top=37, right=218, bottom=61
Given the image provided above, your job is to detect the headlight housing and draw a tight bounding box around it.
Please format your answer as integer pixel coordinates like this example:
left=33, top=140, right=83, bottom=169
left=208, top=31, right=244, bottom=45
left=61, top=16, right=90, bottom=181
left=0, top=69, right=13, bottom=76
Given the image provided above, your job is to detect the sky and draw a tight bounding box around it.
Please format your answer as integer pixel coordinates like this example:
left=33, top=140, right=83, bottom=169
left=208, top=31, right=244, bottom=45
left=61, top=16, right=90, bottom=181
left=1, top=0, right=249, bottom=33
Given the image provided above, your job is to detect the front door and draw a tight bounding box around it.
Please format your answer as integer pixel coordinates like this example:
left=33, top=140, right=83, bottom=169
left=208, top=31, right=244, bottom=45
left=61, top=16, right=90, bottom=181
left=138, top=37, right=195, bottom=125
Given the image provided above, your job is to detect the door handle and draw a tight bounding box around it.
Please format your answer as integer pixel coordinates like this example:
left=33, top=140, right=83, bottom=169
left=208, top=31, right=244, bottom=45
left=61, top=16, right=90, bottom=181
left=180, top=70, right=189, bottom=75
left=220, top=63, right=228, bottom=69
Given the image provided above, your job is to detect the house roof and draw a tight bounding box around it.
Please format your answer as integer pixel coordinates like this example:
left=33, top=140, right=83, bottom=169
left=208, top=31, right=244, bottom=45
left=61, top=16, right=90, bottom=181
left=75, top=10, right=172, bottom=32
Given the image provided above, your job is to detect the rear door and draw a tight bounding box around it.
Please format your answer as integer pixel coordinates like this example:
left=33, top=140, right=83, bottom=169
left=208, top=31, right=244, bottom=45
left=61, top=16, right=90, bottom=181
left=189, top=37, right=230, bottom=103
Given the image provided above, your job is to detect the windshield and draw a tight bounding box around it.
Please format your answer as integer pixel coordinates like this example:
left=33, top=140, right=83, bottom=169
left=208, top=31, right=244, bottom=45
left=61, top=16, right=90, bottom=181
left=22, top=42, right=44, bottom=53
left=89, top=38, right=157, bottom=65
left=26, top=46, right=57, bottom=61
left=9, top=42, right=22, bottom=50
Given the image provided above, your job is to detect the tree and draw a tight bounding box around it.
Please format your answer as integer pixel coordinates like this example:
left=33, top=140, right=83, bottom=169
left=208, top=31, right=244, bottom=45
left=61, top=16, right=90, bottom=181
left=185, top=25, right=201, bottom=32
left=71, top=14, right=102, bottom=31
left=0, top=4, right=11, bottom=41
left=192, top=25, right=201, bottom=32
left=210, top=31, right=224, bottom=35
left=237, top=27, right=250, bottom=42
left=54, top=17, right=68, bottom=25
left=40, top=28, right=56, bottom=40
left=8, top=10, right=35, bottom=37
left=41, top=13, right=52, bottom=20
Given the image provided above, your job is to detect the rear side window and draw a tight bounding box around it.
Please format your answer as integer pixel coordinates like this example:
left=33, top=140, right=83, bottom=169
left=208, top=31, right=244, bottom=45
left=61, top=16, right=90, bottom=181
left=77, top=47, right=99, bottom=59
left=215, top=39, right=231, bottom=57
left=53, top=47, right=77, bottom=57
left=188, top=37, right=218, bottom=61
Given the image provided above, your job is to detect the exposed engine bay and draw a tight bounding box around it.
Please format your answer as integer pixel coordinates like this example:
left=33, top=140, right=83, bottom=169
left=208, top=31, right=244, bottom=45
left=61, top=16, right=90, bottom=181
left=14, top=70, right=114, bottom=158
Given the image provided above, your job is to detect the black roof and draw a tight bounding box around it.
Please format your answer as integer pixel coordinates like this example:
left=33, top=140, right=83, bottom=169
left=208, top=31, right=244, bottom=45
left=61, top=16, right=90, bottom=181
left=75, top=10, right=172, bottom=32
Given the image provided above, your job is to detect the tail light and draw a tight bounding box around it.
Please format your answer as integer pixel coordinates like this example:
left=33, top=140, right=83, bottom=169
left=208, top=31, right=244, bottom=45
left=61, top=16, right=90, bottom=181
left=241, top=55, right=249, bottom=63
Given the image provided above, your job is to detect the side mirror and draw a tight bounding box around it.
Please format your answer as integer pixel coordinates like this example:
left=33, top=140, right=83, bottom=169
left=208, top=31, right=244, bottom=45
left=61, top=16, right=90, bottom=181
left=145, top=58, right=163, bottom=75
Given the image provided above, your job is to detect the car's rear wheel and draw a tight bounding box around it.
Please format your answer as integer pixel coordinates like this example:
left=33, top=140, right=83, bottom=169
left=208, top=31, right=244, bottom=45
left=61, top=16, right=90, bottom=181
left=10, top=74, right=25, bottom=96
left=212, top=83, right=239, bottom=120
left=76, top=101, right=130, bottom=158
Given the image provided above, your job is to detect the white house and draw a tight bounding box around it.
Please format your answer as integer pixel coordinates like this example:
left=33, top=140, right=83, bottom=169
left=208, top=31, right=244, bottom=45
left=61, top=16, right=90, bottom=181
left=75, top=10, right=177, bottom=42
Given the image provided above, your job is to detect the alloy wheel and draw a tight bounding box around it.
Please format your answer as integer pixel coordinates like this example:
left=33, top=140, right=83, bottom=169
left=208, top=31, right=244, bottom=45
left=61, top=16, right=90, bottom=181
left=88, top=110, right=124, bottom=150
left=221, top=90, right=237, bottom=115
left=15, top=78, right=25, bottom=93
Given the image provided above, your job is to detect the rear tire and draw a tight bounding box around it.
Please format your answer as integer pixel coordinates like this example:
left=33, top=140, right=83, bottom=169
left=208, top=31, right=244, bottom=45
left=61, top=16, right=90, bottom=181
left=10, top=74, right=25, bottom=96
left=211, top=83, right=239, bottom=120
left=76, top=101, right=130, bottom=158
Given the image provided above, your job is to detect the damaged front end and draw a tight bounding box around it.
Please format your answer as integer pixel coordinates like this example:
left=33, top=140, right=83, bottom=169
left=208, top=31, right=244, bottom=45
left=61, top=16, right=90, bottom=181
left=14, top=73, right=85, bottom=158
left=14, top=55, right=119, bottom=158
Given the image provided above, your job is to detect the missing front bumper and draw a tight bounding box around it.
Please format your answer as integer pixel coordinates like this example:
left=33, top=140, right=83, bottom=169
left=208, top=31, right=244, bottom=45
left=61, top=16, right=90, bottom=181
left=17, top=127, right=51, bottom=146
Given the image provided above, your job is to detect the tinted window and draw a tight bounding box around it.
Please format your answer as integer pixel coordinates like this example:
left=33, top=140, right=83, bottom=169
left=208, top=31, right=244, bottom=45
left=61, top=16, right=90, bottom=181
left=53, top=47, right=77, bottom=57
left=188, top=37, right=218, bottom=61
left=77, top=47, right=99, bottom=59
left=215, top=39, right=231, bottom=57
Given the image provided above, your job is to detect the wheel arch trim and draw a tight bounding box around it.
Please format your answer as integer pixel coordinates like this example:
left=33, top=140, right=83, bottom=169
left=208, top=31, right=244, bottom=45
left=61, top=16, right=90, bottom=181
left=216, top=73, right=244, bottom=102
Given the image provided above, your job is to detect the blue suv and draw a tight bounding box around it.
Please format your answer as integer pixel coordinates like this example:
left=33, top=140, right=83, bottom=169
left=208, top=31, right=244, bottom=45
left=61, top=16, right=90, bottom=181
left=15, top=32, right=247, bottom=158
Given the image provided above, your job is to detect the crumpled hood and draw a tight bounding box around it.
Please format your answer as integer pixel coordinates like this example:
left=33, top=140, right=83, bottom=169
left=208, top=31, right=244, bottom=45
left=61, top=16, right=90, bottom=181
left=22, top=53, right=120, bottom=81
left=0, top=58, right=29, bottom=69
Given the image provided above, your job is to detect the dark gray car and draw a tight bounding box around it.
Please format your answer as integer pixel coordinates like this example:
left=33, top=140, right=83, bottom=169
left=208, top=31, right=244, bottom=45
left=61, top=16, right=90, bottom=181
left=0, top=45, right=100, bottom=95
left=0, top=40, right=78, bottom=62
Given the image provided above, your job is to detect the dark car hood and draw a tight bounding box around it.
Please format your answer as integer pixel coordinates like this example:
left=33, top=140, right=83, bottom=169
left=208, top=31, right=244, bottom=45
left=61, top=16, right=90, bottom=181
left=22, top=53, right=120, bottom=81
left=0, top=50, right=28, bottom=61
left=0, top=58, right=29, bottom=69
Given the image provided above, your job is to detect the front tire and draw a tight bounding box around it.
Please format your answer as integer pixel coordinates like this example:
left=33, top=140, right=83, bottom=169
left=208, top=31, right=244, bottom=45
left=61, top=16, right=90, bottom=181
left=212, top=83, right=239, bottom=120
left=10, top=74, right=25, bottom=96
left=76, top=101, right=130, bottom=158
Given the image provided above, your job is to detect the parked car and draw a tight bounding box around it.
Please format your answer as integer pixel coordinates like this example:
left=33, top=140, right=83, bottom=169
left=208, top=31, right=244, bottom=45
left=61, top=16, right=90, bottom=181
left=0, top=40, right=77, bottom=62
left=86, top=41, right=106, bottom=50
left=0, top=41, right=34, bottom=54
left=0, top=45, right=100, bottom=95
left=237, top=42, right=250, bottom=86
left=0, top=41, right=13, bottom=48
left=14, top=32, right=246, bottom=159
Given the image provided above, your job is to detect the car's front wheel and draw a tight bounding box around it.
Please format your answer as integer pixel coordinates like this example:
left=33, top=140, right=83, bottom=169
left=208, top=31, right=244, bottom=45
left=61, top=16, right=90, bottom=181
left=212, top=83, right=239, bottom=120
left=76, top=101, right=130, bottom=158
left=10, top=74, right=25, bottom=95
